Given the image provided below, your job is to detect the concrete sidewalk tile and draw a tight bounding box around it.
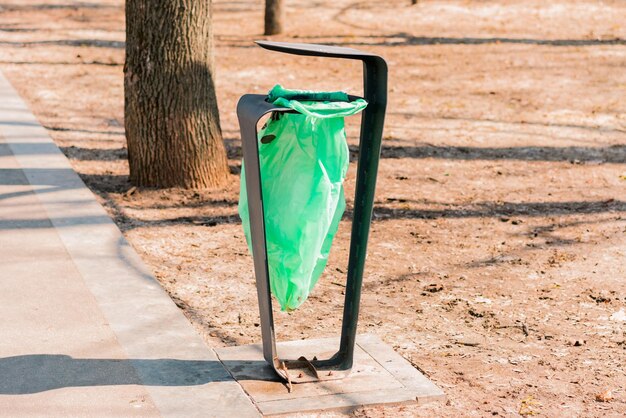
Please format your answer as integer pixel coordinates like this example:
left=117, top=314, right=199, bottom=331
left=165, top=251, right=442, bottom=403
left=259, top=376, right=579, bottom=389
left=0, top=70, right=260, bottom=417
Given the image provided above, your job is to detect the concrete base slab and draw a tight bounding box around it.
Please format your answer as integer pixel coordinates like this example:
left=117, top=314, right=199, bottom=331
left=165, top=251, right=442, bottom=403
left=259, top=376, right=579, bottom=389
left=215, top=334, right=445, bottom=416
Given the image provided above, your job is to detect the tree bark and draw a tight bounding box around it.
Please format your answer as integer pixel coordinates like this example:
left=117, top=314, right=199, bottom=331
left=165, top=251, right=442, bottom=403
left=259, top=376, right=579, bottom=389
left=264, top=0, right=284, bottom=35
left=125, top=0, right=229, bottom=188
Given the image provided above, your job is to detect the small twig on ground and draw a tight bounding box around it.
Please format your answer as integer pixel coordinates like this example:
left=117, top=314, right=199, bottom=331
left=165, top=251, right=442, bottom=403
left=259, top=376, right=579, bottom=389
left=455, top=340, right=480, bottom=347
left=497, top=323, right=530, bottom=337
left=521, top=323, right=529, bottom=336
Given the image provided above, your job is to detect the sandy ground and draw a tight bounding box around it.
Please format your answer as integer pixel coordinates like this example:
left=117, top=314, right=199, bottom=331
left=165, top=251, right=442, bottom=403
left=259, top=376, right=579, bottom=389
left=1, top=0, right=625, bottom=416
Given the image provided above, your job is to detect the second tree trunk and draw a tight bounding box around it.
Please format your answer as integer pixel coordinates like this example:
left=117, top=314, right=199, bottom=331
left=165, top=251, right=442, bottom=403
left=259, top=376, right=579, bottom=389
left=264, top=0, right=284, bottom=35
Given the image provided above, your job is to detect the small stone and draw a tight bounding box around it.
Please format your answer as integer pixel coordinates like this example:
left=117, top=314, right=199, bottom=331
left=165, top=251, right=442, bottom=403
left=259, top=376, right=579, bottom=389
left=424, top=283, right=444, bottom=293
left=609, top=309, right=626, bottom=322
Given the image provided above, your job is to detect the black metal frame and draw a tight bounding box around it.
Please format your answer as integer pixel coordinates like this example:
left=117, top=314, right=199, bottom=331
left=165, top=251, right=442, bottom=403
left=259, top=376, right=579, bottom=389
left=237, top=41, right=387, bottom=387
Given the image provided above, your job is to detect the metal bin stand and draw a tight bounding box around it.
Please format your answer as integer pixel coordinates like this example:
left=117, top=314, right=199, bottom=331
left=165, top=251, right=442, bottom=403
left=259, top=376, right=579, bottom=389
left=237, top=41, right=387, bottom=389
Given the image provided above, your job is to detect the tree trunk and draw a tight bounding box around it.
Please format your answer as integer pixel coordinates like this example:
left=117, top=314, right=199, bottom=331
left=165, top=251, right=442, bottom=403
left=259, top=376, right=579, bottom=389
left=264, top=0, right=284, bottom=35
left=124, top=0, right=229, bottom=188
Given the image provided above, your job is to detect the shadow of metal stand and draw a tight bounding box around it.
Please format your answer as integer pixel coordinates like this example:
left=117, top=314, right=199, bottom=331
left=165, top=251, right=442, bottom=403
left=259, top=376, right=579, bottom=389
left=237, top=41, right=387, bottom=391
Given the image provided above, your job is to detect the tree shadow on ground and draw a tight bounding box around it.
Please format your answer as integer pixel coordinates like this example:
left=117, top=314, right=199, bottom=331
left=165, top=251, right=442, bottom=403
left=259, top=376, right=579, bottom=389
left=464, top=216, right=624, bottom=268
left=0, top=60, right=122, bottom=66
left=225, top=138, right=626, bottom=164
left=60, top=146, right=127, bottom=161
left=0, top=355, right=233, bottom=394
left=370, top=200, right=626, bottom=221
left=71, top=169, right=626, bottom=231
left=2, top=167, right=623, bottom=258
left=0, top=3, right=117, bottom=12
left=294, top=33, right=626, bottom=47
left=370, top=144, right=626, bottom=163
left=0, top=39, right=124, bottom=48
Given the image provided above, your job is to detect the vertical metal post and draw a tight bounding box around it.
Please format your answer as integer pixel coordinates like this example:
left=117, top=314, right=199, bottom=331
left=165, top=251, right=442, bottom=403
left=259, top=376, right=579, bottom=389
left=336, top=57, right=388, bottom=369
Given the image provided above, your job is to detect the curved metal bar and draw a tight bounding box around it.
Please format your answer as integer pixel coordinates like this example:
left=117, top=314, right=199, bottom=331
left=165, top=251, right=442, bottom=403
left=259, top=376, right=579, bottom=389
left=236, top=94, right=288, bottom=376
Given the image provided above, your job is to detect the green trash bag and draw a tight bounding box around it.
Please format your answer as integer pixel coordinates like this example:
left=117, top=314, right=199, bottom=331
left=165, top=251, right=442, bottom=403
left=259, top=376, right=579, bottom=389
left=239, top=85, right=367, bottom=311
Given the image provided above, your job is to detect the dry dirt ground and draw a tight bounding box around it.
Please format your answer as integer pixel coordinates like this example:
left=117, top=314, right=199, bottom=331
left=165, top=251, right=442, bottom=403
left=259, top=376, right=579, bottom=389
left=1, top=0, right=625, bottom=416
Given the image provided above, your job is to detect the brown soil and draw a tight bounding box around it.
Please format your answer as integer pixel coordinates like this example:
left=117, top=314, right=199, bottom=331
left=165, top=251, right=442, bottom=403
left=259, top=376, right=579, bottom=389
left=1, top=1, right=625, bottom=416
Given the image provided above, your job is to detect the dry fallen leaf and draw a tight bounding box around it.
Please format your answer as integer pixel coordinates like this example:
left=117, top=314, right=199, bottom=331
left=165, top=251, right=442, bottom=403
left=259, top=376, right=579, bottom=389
left=519, top=395, right=541, bottom=416
left=595, top=390, right=613, bottom=403
left=125, top=186, right=137, bottom=197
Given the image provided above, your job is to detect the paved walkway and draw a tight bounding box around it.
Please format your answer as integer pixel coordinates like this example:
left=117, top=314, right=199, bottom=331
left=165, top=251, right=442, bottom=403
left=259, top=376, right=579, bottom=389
left=0, top=72, right=259, bottom=417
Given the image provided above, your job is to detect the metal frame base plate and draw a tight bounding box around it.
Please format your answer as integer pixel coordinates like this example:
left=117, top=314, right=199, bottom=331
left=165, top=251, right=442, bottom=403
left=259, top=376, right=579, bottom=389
left=215, top=334, right=445, bottom=416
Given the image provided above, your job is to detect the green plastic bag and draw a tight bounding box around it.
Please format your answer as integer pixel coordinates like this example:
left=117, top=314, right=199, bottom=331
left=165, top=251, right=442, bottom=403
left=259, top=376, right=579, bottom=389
left=239, top=85, right=367, bottom=311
